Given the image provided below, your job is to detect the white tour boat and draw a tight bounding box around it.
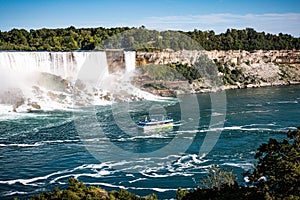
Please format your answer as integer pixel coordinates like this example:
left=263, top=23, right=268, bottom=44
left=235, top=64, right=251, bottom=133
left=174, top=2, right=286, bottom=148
left=137, top=116, right=174, bottom=130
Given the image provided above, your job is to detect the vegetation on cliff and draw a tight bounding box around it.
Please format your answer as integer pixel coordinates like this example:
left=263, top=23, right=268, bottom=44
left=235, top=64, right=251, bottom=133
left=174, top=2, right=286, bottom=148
left=1, top=26, right=299, bottom=51
left=138, top=63, right=202, bottom=83
left=135, top=54, right=246, bottom=95
left=28, top=128, right=300, bottom=200
left=135, top=54, right=222, bottom=96
left=134, top=50, right=299, bottom=95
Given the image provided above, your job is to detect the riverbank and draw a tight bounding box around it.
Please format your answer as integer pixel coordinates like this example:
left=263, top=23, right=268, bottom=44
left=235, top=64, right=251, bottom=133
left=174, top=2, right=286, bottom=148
left=135, top=49, right=300, bottom=96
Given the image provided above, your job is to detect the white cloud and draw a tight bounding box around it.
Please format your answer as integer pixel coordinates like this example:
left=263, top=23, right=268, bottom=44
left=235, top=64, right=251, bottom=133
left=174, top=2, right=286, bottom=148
left=141, top=13, right=300, bottom=36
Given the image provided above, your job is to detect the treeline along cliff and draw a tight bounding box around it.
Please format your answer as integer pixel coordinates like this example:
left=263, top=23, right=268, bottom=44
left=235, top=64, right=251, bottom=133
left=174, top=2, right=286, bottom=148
left=0, top=26, right=300, bottom=51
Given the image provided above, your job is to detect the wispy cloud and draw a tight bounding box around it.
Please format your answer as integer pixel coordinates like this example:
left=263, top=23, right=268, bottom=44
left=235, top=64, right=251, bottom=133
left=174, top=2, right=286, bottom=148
left=141, top=13, right=300, bottom=36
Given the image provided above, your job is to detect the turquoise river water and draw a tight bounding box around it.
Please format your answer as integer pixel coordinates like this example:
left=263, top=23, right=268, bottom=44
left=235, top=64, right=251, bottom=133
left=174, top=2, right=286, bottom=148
left=0, top=85, right=299, bottom=199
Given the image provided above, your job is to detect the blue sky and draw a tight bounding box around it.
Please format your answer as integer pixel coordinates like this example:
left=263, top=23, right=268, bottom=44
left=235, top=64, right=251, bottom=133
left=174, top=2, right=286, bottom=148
left=1, top=0, right=300, bottom=36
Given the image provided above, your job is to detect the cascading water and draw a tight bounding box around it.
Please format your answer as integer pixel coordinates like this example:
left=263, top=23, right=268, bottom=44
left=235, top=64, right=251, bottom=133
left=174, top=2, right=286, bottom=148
left=0, top=52, right=89, bottom=80
left=0, top=52, right=102, bottom=111
left=124, top=51, right=136, bottom=72
left=76, top=51, right=109, bottom=83
left=0, top=51, right=160, bottom=112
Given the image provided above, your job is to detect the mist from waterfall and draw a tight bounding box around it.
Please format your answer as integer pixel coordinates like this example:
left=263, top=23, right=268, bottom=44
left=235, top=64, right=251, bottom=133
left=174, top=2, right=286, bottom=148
left=0, top=51, right=162, bottom=112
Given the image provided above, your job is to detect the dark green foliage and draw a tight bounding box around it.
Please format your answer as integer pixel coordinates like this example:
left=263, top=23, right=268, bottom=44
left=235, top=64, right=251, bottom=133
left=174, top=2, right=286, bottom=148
left=139, top=64, right=180, bottom=81
left=177, top=165, right=242, bottom=200
left=229, top=69, right=243, bottom=83
left=139, top=55, right=221, bottom=86
left=248, top=127, right=300, bottom=199
left=224, top=75, right=237, bottom=85
left=185, top=28, right=300, bottom=50
left=182, top=184, right=263, bottom=200
left=176, top=187, right=189, bottom=200
left=101, top=28, right=201, bottom=51
left=170, top=63, right=202, bottom=83
left=0, top=27, right=299, bottom=51
left=143, top=83, right=168, bottom=90
left=193, top=55, right=221, bottom=86
left=109, top=189, right=140, bottom=200
left=139, top=63, right=201, bottom=82
left=200, top=165, right=237, bottom=190
left=217, top=64, right=244, bottom=85
left=30, top=177, right=157, bottom=200
left=0, top=26, right=130, bottom=51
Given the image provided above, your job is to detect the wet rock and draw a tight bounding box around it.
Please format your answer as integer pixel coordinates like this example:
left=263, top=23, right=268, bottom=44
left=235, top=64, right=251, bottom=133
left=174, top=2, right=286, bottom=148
left=31, top=102, right=41, bottom=109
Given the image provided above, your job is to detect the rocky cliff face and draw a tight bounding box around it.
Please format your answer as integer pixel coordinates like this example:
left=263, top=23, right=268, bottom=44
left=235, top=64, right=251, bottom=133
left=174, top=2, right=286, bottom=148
left=136, top=50, right=300, bottom=91
left=137, top=50, right=300, bottom=66
left=207, top=50, right=300, bottom=66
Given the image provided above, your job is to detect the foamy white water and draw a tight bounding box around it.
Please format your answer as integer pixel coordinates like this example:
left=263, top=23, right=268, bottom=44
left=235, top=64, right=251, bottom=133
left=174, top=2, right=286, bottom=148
left=0, top=51, right=167, bottom=112
left=124, top=51, right=136, bottom=72
left=0, top=52, right=89, bottom=80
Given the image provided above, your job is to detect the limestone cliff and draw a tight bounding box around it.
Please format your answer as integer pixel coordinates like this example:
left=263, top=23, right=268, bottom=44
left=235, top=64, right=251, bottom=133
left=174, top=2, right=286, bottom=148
left=136, top=50, right=300, bottom=92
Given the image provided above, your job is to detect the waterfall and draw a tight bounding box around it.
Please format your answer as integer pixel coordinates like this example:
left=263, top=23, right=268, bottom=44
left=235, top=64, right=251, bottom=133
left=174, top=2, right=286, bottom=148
left=0, top=52, right=90, bottom=80
left=0, top=51, right=160, bottom=112
left=124, top=51, right=136, bottom=72
left=0, top=51, right=134, bottom=79
left=76, top=51, right=109, bottom=83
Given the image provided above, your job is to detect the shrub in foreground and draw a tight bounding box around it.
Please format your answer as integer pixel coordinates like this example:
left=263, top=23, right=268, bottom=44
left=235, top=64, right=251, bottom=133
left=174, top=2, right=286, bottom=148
left=30, top=178, right=157, bottom=200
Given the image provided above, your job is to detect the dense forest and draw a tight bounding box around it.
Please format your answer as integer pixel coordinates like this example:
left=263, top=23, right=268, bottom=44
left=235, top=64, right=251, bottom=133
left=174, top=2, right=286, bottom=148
left=0, top=26, right=299, bottom=51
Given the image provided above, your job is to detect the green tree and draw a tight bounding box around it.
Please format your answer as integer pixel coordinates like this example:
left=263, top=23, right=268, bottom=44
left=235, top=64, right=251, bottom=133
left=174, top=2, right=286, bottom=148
left=1, top=27, right=300, bottom=51
left=249, top=127, right=300, bottom=199
left=30, top=177, right=157, bottom=200
left=201, top=165, right=237, bottom=190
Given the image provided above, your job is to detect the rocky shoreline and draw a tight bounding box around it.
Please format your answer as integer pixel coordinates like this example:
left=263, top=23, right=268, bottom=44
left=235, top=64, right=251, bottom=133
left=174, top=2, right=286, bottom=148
left=135, top=49, right=300, bottom=96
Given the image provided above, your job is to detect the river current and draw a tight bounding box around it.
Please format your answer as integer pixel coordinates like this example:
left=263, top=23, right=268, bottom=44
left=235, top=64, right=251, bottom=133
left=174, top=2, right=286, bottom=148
left=0, top=85, right=299, bottom=199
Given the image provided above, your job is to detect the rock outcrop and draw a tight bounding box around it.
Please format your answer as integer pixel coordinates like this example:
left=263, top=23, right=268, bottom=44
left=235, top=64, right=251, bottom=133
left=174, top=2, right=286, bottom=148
left=137, top=49, right=300, bottom=66
left=106, top=50, right=125, bottom=73
left=136, top=50, right=300, bottom=91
